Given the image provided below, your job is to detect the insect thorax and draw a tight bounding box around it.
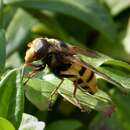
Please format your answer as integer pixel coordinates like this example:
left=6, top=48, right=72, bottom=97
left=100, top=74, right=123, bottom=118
left=43, top=52, right=72, bottom=77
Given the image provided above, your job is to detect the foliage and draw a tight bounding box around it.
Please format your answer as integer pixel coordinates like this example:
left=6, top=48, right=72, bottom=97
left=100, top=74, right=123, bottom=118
left=0, top=0, right=130, bottom=129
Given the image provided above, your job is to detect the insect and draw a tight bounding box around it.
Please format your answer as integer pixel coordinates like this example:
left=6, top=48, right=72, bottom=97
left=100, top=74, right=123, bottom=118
left=24, top=37, right=107, bottom=109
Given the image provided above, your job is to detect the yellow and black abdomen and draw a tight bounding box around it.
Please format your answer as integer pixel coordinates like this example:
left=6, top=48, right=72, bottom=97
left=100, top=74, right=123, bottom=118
left=60, top=63, right=97, bottom=94
left=46, top=53, right=97, bottom=94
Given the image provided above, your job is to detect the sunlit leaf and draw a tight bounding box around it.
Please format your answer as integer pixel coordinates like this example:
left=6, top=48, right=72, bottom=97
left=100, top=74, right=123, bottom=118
left=26, top=74, right=114, bottom=114
left=0, top=69, right=17, bottom=117
left=43, top=74, right=114, bottom=114
left=104, top=0, right=130, bottom=15
left=122, top=19, right=130, bottom=54
left=7, top=68, right=24, bottom=129
left=0, top=68, right=24, bottom=129
left=0, top=117, right=15, bottom=130
left=26, top=78, right=58, bottom=111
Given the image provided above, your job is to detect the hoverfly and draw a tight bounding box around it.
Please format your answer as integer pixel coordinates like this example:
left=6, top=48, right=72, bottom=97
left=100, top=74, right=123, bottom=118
left=24, top=37, right=105, bottom=109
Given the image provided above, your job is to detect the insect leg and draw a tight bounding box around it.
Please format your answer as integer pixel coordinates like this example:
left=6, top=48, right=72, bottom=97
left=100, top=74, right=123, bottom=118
left=48, top=78, right=64, bottom=110
left=73, top=81, right=82, bottom=109
left=24, top=63, right=46, bottom=85
left=73, top=78, right=86, bottom=112
left=59, top=74, right=85, bottom=111
left=73, top=79, right=78, bottom=97
left=56, top=74, right=82, bottom=107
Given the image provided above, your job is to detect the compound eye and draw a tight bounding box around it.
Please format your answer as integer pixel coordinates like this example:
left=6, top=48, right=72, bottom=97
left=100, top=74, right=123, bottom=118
left=33, top=38, right=49, bottom=59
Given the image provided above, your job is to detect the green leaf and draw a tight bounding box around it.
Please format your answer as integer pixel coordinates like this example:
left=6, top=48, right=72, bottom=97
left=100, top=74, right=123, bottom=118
left=0, top=117, right=15, bottom=130
left=0, top=68, right=24, bottom=129
left=104, top=0, right=130, bottom=15
left=122, top=19, right=130, bottom=56
left=111, top=93, right=130, bottom=130
left=6, top=8, right=37, bottom=57
left=0, top=69, right=17, bottom=117
left=7, top=69, right=24, bottom=129
left=26, top=74, right=114, bottom=114
left=90, top=33, right=129, bottom=61
left=28, top=10, right=72, bottom=42
left=0, top=29, right=6, bottom=75
left=26, top=78, right=58, bottom=111
left=43, top=74, right=114, bottom=113
left=45, top=120, right=82, bottom=130
left=89, top=112, right=124, bottom=130
left=78, top=51, right=130, bottom=93
left=89, top=92, right=130, bottom=130
left=6, top=0, right=117, bottom=43
left=3, top=6, right=17, bottom=29
left=0, top=0, right=3, bottom=28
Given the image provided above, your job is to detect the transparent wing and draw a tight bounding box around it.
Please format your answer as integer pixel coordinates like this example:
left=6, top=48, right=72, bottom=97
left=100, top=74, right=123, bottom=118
left=64, top=55, right=123, bottom=89
left=68, top=45, right=101, bottom=58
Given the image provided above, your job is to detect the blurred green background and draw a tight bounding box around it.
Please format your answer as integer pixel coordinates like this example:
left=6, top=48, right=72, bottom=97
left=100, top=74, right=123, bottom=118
left=0, top=0, right=130, bottom=130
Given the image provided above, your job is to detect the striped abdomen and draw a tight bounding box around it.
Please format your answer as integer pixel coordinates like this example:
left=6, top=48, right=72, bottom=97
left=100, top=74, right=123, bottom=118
left=60, top=63, right=97, bottom=94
